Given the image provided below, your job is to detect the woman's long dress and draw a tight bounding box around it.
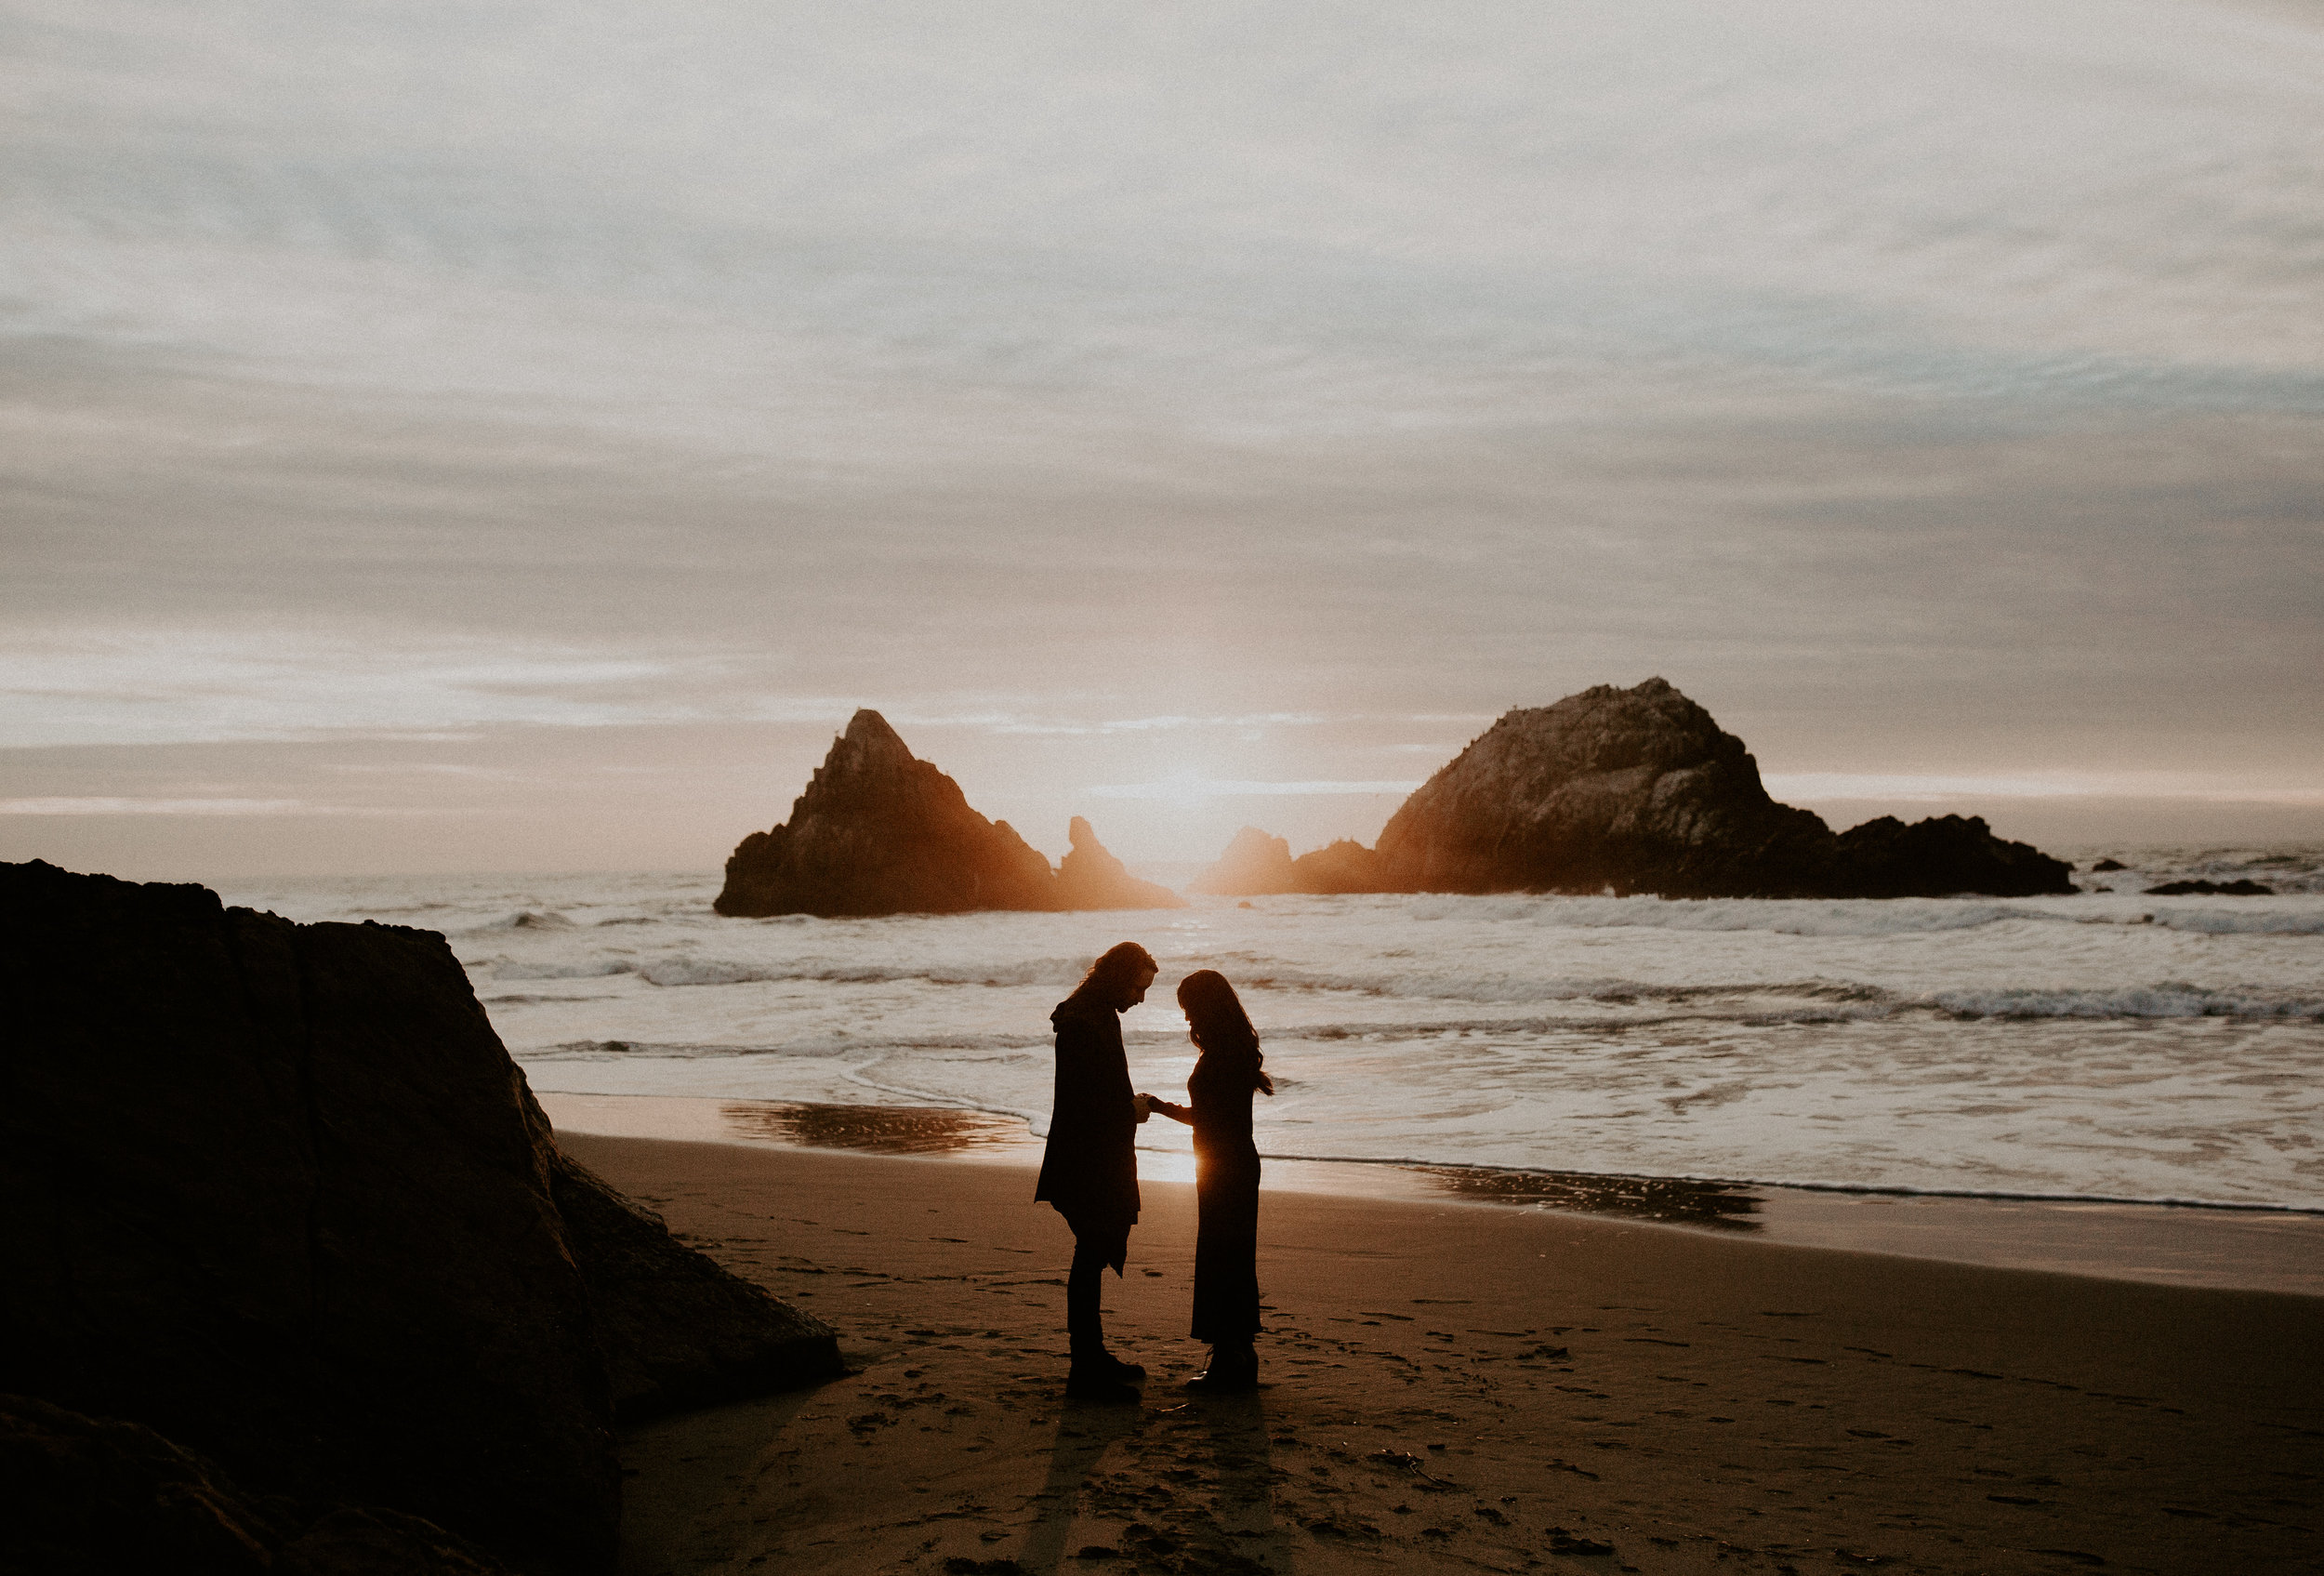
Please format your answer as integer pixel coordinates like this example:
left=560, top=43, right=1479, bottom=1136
left=1188, top=1056, right=1262, bottom=1343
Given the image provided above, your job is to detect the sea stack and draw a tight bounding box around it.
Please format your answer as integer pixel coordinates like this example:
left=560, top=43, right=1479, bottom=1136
left=1369, top=678, right=1839, bottom=896
left=715, top=710, right=1180, bottom=916
left=1198, top=679, right=2074, bottom=900
left=1053, top=814, right=1188, bottom=910
left=1192, top=828, right=1383, bottom=896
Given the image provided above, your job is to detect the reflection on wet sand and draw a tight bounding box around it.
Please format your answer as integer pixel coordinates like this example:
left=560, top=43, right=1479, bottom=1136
left=720, top=1101, right=1038, bottom=1157
left=1406, top=1165, right=1763, bottom=1231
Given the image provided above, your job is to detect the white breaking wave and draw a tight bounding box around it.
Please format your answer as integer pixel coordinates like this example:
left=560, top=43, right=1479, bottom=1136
left=495, top=960, right=637, bottom=980
left=2149, top=908, right=2324, bottom=935
left=1403, top=894, right=2035, bottom=936
left=635, top=955, right=1086, bottom=989
left=1931, top=984, right=2324, bottom=1019
left=216, top=862, right=2324, bottom=1212
left=463, top=909, right=579, bottom=934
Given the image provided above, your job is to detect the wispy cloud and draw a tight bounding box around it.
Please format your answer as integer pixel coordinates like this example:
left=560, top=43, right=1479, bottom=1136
left=0, top=798, right=437, bottom=816
left=1766, top=774, right=2324, bottom=805
left=1089, top=775, right=1421, bottom=803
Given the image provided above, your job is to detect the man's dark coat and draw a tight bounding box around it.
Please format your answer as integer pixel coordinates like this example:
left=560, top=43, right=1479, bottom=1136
left=1035, top=996, right=1142, bottom=1251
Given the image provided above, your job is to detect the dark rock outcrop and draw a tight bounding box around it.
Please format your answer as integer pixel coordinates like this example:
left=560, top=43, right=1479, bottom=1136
left=1370, top=680, right=1845, bottom=896
left=1190, top=827, right=1299, bottom=895
left=2091, top=858, right=2128, bottom=872
left=2146, top=878, right=2273, bottom=896
left=1195, top=680, right=2073, bottom=900
left=1828, top=814, right=2079, bottom=900
left=1191, top=828, right=1385, bottom=896
left=1051, top=815, right=1186, bottom=910
left=715, top=710, right=1179, bottom=916
left=0, top=860, right=841, bottom=1574
left=717, top=709, right=1055, bottom=917
left=0, top=1393, right=510, bottom=1576
left=547, top=1152, right=840, bottom=1420
left=1287, top=838, right=1390, bottom=894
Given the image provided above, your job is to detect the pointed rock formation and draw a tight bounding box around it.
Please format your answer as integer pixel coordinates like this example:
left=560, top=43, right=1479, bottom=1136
left=1052, top=815, right=1186, bottom=910
left=715, top=709, right=1060, bottom=917
left=716, top=711, right=1180, bottom=916
left=1195, top=679, right=2073, bottom=900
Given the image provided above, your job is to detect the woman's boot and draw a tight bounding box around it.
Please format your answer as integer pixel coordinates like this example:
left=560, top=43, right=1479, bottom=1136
left=1184, top=1342, right=1258, bottom=1394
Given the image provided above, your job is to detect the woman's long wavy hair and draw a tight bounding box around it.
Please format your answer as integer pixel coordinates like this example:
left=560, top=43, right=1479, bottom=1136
left=1176, top=970, right=1274, bottom=1095
left=1065, top=941, right=1159, bottom=1008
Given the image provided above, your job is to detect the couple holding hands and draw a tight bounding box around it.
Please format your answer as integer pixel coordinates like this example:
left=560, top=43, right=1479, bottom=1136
left=1035, top=942, right=1272, bottom=1403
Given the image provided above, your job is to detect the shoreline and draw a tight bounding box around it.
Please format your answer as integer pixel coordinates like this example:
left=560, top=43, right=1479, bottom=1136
left=563, top=1129, right=2324, bottom=1576
left=539, top=1092, right=2324, bottom=1298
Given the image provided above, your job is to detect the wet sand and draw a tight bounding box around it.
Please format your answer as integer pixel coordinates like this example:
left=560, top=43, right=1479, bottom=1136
left=542, top=1093, right=2324, bottom=1296
left=560, top=1131, right=2324, bottom=1576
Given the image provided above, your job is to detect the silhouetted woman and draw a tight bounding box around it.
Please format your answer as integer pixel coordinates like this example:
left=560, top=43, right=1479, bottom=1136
left=1144, top=969, right=1273, bottom=1393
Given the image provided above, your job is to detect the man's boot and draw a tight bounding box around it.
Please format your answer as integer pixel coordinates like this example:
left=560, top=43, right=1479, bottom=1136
left=1066, top=1253, right=1139, bottom=1403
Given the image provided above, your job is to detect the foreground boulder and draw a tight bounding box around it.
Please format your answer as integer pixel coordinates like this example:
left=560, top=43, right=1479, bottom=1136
left=0, top=860, right=841, bottom=1574
left=716, top=710, right=1180, bottom=916
left=1197, top=680, right=2073, bottom=900
left=548, top=1152, right=842, bottom=1419
left=0, top=1394, right=509, bottom=1576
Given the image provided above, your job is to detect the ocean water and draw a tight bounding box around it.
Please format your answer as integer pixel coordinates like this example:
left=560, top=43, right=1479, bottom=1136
left=219, top=844, right=2324, bottom=1213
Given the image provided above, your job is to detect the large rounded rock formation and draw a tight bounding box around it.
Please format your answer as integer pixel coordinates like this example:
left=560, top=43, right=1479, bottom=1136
left=1370, top=679, right=1839, bottom=896
left=1196, top=679, right=2073, bottom=900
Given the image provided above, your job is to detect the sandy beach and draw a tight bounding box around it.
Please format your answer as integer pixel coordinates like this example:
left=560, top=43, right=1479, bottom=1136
left=562, top=1131, right=2324, bottom=1576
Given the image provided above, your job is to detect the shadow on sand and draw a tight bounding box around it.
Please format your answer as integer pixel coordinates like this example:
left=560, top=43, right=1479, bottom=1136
left=1013, top=1390, right=1279, bottom=1575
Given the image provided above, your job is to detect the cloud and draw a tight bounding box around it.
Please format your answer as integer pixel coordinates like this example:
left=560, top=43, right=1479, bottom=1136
left=1089, top=775, right=1422, bottom=802
left=0, top=798, right=417, bottom=816
left=0, top=628, right=853, bottom=748
left=1767, top=774, right=2324, bottom=806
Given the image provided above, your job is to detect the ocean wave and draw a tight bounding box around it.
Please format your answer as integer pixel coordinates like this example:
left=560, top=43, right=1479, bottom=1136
left=493, top=960, right=636, bottom=980
left=463, top=909, right=577, bottom=933
left=1211, top=965, right=1895, bottom=1004
left=636, top=954, right=1086, bottom=988
left=2087, top=847, right=2324, bottom=895
left=2150, top=908, right=2324, bottom=935
left=1402, top=894, right=2041, bottom=936
left=1931, top=985, right=2324, bottom=1020
left=1260, top=1005, right=1900, bottom=1040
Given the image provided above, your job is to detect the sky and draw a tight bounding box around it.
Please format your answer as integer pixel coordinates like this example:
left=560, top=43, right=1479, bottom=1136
left=3, top=0, right=2320, bottom=877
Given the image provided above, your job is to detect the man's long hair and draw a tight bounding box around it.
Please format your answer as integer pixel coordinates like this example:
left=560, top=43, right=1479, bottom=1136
left=1065, top=941, right=1158, bottom=1008
left=1177, top=969, right=1274, bottom=1095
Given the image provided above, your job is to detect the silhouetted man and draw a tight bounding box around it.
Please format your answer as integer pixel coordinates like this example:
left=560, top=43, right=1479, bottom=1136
left=1036, top=940, right=1158, bottom=1402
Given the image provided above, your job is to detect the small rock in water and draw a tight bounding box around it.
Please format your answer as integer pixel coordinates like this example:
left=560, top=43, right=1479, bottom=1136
left=2145, top=879, right=2273, bottom=896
